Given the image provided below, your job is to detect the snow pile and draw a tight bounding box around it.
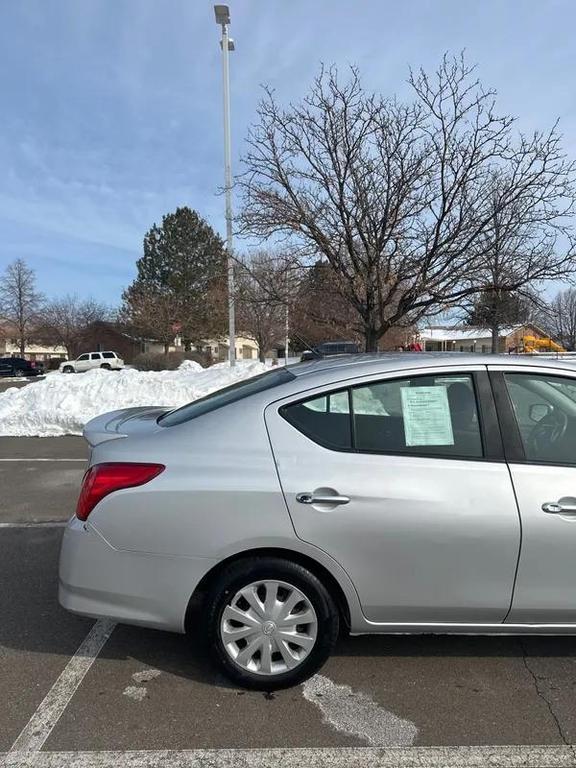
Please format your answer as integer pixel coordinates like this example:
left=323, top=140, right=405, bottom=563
left=0, top=361, right=268, bottom=437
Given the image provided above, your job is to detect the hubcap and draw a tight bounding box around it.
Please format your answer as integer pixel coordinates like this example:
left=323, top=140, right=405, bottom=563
left=220, top=580, right=318, bottom=676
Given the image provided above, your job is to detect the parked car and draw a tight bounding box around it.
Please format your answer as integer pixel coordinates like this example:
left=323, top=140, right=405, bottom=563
left=59, top=353, right=576, bottom=689
left=0, top=357, right=43, bottom=378
left=59, top=351, right=124, bottom=373
left=300, top=340, right=359, bottom=361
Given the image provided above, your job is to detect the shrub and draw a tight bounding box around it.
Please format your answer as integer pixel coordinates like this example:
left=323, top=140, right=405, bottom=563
left=132, top=350, right=213, bottom=371
left=47, top=358, right=66, bottom=370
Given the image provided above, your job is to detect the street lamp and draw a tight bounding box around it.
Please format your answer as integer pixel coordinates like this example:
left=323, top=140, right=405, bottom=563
left=214, top=4, right=236, bottom=366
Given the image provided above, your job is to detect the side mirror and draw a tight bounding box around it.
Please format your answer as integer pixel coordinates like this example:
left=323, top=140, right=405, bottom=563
left=529, top=403, right=552, bottom=423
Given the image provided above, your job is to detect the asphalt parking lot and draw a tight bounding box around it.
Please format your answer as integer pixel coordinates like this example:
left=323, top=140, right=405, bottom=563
left=2, top=437, right=576, bottom=767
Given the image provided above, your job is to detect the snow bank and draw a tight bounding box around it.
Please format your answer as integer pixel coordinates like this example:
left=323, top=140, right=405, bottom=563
left=0, top=361, right=268, bottom=437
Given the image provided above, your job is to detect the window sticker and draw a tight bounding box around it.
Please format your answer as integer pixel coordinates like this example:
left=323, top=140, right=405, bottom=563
left=400, top=386, right=454, bottom=446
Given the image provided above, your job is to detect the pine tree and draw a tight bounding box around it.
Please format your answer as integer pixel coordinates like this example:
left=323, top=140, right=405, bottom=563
left=124, top=207, right=227, bottom=350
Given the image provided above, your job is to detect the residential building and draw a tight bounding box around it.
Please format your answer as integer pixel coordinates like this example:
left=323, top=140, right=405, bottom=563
left=419, top=324, right=556, bottom=353
left=0, top=322, right=66, bottom=362
left=200, top=335, right=260, bottom=362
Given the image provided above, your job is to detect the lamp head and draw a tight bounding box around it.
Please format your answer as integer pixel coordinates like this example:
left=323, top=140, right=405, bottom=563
left=214, top=5, right=230, bottom=25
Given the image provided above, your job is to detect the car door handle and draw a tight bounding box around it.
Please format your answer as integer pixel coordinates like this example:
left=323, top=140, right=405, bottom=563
left=542, top=501, right=576, bottom=515
left=296, top=492, right=350, bottom=506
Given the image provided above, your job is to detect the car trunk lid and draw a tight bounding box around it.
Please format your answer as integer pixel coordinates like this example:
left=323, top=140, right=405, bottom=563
left=83, top=406, right=170, bottom=447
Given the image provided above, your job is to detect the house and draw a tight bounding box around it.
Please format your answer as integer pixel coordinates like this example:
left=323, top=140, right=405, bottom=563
left=199, top=335, right=260, bottom=362
left=419, top=323, right=558, bottom=353
left=0, top=317, right=262, bottom=365
left=0, top=321, right=66, bottom=362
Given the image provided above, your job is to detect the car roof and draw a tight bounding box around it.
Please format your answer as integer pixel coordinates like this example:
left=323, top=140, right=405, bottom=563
left=289, top=352, right=576, bottom=380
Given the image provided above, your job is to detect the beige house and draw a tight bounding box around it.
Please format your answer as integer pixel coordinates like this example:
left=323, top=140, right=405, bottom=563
left=204, top=335, right=260, bottom=362
left=0, top=332, right=66, bottom=362
left=175, top=334, right=260, bottom=362
left=0, top=318, right=261, bottom=365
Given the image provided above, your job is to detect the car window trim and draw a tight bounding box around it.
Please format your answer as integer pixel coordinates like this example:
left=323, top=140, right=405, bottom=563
left=488, top=370, right=526, bottom=463
left=475, top=369, right=504, bottom=461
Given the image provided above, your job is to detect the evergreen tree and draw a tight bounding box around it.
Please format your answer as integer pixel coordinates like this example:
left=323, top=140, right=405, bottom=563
left=124, top=207, right=227, bottom=350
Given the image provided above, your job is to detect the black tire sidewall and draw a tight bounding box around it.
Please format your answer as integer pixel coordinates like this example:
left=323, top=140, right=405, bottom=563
left=206, top=558, right=339, bottom=690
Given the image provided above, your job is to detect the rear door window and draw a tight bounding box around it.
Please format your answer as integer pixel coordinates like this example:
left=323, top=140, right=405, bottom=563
left=281, top=373, right=483, bottom=458
left=351, top=374, right=483, bottom=458
left=90, top=353, right=101, bottom=360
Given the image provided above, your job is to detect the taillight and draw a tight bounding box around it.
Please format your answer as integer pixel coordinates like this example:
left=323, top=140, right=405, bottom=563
left=76, top=462, right=165, bottom=521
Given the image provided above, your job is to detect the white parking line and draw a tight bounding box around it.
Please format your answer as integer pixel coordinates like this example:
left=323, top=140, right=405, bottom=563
left=0, top=459, right=86, bottom=462
left=9, top=619, right=116, bottom=753
left=1, top=746, right=576, bottom=767
left=0, top=522, right=67, bottom=529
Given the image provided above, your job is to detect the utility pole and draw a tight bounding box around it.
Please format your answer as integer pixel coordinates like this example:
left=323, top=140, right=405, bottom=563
left=214, top=5, right=236, bottom=366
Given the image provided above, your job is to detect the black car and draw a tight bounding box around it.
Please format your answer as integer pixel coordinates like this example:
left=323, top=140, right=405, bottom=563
left=300, top=341, right=360, bottom=362
left=0, top=357, right=44, bottom=378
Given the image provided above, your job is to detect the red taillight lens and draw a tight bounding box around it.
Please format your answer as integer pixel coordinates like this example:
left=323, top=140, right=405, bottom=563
left=76, top=462, right=165, bottom=521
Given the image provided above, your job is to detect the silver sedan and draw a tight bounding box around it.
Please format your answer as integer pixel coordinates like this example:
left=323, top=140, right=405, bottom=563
left=60, top=354, right=576, bottom=689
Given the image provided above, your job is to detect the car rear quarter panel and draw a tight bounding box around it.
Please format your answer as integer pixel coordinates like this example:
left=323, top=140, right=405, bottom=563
left=86, top=397, right=298, bottom=558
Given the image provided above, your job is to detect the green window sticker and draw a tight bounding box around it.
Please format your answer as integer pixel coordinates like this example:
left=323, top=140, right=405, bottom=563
left=401, top=386, right=454, bottom=447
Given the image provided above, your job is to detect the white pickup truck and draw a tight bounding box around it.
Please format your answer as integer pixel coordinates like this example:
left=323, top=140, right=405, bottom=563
left=59, top=351, right=124, bottom=373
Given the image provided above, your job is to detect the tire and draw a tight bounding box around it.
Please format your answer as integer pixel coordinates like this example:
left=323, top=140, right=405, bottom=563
left=62, top=366, right=74, bottom=374
left=205, top=557, right=339, bottom=690
left=100, top=363, right=111, bottom=370
left=14, top=369, right=25, bottom=378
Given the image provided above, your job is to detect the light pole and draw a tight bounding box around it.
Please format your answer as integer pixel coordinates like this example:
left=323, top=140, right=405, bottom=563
left=214, top=4, right=236, bottom=366
left=284, top=302, right=289, bottom=365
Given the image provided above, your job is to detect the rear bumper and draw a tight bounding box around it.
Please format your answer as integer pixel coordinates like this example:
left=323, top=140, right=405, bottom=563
left=59, top=518, right=216, bottom=633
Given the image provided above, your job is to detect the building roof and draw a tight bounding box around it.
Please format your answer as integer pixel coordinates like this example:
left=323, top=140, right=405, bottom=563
left=418, top=326, right=520, bottom=342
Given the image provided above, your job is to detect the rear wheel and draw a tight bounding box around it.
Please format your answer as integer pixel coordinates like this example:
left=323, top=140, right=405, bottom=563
left=205, top=558, right=339, bottom=690
left=100, top=363, right=111, bottom=370
left=14, top=369, right=25, bottom=378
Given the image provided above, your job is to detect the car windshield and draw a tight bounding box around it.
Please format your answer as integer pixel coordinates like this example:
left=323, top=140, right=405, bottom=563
left=159, top=367, right=296, bottom=427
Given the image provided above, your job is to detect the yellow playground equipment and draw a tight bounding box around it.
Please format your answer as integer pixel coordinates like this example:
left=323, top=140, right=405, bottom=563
left=520, top=335, right=564, bottom=353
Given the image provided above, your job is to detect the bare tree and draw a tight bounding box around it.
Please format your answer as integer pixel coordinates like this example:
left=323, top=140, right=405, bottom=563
left=236, top=252, right=289, bottom=362
left=41, top=296, right=110, bottom=359
left=289, top=260, right=363, bottom=349
left=239, top=55, right=576, bottom=351
left=464, top=167, right=576, bottom=351
left=541, top=288, right=576, bottom=350
left=0, top=259, right=44, bottom=355
left=120, top=286, right=179, bottom=355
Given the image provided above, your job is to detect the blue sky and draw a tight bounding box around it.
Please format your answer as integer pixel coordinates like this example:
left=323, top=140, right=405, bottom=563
left=1, top=0, right=576, bottom=304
